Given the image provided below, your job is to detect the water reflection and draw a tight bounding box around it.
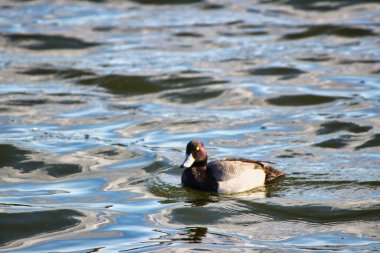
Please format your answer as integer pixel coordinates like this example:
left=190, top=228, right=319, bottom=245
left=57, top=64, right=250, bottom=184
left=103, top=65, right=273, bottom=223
left=131, top=0, right=203, bottom=4
left=2, top=33, right=100, bottom=50
left=18, top=66, right=95, bottom=80
left=0, top=144, right=82, bottom=177
left=0, top=209, right=83, bottom=246
left=77, top=74, right=227, bottom=96
left=173, top=227, right=208, bottom=243
left=356, top=134, right=380, bottom=150
left=282, top=25, right=377, bottom=40
left=264, top=0, right=380, bottom=11
left=266, top=94, right=349, bottom=106
left=316, top=121, right=372, bottom=135
left=247, top=66, right=305, bottom=78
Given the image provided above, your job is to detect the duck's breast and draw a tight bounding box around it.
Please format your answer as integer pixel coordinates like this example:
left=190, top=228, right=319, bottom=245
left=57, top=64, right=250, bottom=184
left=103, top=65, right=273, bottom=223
left=208, top=160, right=266, bottom=194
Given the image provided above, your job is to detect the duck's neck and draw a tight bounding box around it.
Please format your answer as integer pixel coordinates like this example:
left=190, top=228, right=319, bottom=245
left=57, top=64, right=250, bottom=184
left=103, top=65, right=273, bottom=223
left=192, top=157, right=208, bottom=169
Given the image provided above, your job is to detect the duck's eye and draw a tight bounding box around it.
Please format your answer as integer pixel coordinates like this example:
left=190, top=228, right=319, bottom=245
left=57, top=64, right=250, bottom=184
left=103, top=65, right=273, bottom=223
left=196, top=146, right=200, bottom=151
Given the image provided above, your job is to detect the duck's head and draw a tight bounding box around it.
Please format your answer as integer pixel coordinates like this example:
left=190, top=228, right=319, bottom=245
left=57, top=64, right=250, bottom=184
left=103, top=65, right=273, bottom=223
left=181, top=140, right=208, bottom=168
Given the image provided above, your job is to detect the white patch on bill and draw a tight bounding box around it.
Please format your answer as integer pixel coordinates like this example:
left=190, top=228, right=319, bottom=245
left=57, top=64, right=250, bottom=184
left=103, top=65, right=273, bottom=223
left=182, top=154, right=195, bottom=168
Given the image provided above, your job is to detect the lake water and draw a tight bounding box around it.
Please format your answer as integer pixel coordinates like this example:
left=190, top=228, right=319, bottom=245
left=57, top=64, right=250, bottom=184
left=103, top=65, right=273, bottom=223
left=0, top=0, right=380, bottom=252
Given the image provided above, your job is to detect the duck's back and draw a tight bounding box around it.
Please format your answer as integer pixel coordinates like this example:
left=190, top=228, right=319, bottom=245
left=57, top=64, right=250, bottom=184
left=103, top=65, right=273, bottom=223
left=207, top=159, right=267, bottom=194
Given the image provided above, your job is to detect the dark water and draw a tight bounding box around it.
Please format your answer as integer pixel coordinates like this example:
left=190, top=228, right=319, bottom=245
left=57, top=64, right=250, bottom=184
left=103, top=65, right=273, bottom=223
left=1, top=0, right=380, bottom=252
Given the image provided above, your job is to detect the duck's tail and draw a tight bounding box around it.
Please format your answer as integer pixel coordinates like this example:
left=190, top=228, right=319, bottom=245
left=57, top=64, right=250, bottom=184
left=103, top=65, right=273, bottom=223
left=262, top=163, right=285, bottom=182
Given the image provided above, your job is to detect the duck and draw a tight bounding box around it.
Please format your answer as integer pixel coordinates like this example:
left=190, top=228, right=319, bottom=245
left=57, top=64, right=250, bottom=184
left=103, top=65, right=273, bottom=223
left=180, top=140, right=284, bottom=194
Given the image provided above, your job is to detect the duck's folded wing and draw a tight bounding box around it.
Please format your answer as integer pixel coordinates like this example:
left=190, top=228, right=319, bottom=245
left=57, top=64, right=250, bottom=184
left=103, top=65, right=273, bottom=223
left=207, top=160, right=244, bottom=181
left=215, top=158, right=285, bottom=182
left=222, top=157, right=274, bottom=166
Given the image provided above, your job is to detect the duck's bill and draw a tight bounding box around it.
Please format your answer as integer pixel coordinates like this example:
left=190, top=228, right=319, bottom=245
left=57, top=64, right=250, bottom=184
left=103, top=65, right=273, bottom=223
left=181, top=154, right=195, bottom=168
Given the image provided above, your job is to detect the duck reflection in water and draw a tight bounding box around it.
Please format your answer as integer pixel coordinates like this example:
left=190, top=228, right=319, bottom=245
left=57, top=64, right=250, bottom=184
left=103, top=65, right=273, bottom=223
left=178, top=227, right=208, bottom=243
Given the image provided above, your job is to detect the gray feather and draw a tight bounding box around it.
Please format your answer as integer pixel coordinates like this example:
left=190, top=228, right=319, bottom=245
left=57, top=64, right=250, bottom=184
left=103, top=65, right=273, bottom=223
left=208, top=160, right=264, bottom=181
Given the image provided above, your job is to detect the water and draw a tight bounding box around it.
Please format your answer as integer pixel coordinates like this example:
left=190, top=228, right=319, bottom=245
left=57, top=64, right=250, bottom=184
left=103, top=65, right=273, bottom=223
left=0, top=0, right=379, bottom=252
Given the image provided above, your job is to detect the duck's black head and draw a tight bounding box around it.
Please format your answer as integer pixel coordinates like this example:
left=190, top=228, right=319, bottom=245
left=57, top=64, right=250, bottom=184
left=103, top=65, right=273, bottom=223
left=181, top=140, right=208, bottom=168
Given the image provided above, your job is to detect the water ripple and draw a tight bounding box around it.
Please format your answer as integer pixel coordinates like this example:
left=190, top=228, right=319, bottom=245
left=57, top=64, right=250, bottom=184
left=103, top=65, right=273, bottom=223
left=0, top=0, right=379, bottom=251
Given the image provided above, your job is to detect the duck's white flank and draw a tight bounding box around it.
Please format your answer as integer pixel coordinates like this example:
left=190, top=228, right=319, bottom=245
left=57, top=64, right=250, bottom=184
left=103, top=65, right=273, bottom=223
left=217, top=167, right=266, bottom=194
